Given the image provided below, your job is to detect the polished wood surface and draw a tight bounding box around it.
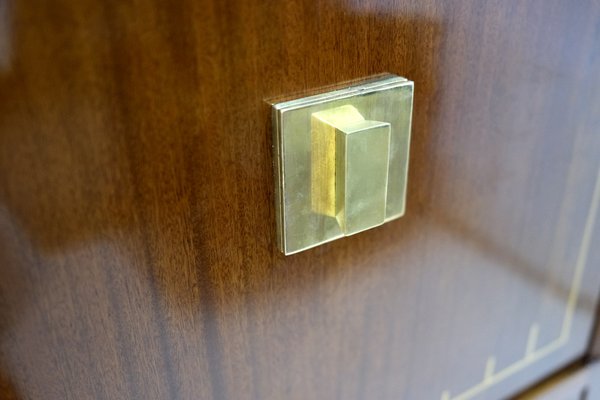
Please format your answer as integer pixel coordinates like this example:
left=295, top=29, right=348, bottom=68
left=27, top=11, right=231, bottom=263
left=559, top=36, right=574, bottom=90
left=1, top=1, right=600, bottom=399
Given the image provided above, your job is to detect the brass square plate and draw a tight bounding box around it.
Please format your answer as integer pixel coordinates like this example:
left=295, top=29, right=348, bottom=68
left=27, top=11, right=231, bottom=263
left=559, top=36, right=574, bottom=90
left=272, top=74, right=414, bottom=255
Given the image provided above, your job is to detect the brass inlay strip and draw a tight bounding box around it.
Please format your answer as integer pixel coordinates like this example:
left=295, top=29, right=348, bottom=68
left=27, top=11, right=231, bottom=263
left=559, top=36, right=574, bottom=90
left=442, top=166, right=600, bottom=400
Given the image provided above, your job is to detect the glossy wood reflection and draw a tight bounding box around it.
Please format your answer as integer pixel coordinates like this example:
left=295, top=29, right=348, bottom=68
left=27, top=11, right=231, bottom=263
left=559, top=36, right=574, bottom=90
left=0, top=1, right=599, bottom=400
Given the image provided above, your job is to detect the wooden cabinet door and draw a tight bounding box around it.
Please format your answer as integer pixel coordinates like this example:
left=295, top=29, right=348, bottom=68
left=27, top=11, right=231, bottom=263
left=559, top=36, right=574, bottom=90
left=1, top=1, right=599, bottom=399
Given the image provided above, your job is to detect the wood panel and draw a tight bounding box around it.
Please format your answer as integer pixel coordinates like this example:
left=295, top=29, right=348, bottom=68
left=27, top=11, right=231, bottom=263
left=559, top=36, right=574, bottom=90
left=1, top=0, right=600, bottom=399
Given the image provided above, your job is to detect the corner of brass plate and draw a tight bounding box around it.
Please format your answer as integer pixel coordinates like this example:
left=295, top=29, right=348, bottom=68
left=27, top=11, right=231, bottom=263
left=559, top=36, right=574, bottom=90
left=272, top=74, right=414, bottom=255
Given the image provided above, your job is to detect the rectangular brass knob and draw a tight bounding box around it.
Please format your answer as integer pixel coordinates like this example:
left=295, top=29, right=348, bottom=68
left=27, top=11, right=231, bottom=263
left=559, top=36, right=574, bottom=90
left=311, top=105, right=391, bottom=235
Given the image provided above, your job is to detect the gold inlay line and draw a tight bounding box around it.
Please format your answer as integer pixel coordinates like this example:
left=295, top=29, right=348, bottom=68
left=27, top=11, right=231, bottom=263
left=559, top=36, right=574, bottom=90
left=443, top=166, right=600, bottom=400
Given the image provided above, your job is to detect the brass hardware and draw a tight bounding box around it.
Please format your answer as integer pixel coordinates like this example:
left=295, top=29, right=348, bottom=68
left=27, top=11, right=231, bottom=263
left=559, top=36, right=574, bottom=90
left=272, top=74, right=414, bottom=255
left=311, top=105, right=391, bottom=235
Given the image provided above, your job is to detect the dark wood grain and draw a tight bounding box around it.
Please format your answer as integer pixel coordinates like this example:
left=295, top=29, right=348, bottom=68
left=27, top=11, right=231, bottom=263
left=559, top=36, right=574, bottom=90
left=1, top=0, right=600, bottom=399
